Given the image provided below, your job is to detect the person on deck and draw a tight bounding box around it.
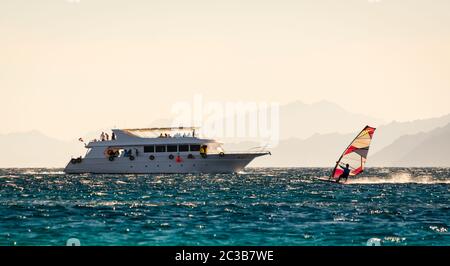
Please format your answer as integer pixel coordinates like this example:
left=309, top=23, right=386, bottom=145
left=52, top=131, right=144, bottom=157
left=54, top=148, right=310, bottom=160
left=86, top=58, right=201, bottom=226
left=336, top=163, right=351, bottom=183
left=200, top=145, right=208, bottom=158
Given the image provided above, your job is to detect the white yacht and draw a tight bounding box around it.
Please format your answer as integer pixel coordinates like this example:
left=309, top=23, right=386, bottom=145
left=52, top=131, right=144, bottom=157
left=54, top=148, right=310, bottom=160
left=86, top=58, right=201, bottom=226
left=64, top=127, right=270, bottom=174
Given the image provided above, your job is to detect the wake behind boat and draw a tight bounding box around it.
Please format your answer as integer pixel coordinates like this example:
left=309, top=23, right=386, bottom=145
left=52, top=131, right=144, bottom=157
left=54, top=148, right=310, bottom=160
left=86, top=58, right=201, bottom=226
left=64, top=127, right=270, bottom=174
left=317, top=126, right=376, bottom=184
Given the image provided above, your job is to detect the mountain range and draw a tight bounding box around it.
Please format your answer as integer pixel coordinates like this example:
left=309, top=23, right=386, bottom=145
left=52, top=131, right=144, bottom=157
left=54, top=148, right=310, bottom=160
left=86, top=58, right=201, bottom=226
left=1, top=101, right=449, bottom=168
left=370, top=123, right=450, bottom=167
left=0, top=131, right=81, bottom=168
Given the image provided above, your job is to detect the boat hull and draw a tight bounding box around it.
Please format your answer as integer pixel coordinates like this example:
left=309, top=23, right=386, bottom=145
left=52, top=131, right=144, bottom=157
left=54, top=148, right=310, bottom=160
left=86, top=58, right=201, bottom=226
left=64, top=153, right=268, bottom=174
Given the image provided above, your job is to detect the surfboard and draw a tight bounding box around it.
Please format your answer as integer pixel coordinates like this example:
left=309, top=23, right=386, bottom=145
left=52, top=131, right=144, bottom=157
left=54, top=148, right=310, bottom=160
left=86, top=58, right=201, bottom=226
left=316, top=177, right=347, bottom=184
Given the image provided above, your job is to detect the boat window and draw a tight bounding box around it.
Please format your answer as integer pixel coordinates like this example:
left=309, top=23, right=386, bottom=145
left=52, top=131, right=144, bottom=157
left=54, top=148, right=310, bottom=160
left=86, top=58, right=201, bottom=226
left=190, top=144, right=200, bottom=152
left=167, top=145, right=177, bottom=152
left=155, top=145, right=166, bottom=153
left=144, top=145, right=155, bottom=153
left=179, top=144, right=189, bottom=152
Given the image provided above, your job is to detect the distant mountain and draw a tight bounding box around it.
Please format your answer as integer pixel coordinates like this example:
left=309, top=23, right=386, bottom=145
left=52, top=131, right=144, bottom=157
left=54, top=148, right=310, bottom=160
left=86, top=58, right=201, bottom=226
left=229, top=115, right=450, bottom=167
left=156, top=103, right=450, bottom=150
left=370, top=114, right=450, bottom=154
left=370, top=123, right=450, bottom=167
left=1, top=101, right=450, bottom=168
left=278, top=100, right=383, bottom=140
left=225, top=133, right=354, bottom=167
left=0, top=131, right=83, bottom=168
left=158, top=100, right=383, bottom=142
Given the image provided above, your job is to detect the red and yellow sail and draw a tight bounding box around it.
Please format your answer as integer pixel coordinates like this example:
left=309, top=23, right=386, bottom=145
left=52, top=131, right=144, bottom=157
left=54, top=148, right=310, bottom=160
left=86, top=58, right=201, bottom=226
left=332, top=126, right=376, bottom=178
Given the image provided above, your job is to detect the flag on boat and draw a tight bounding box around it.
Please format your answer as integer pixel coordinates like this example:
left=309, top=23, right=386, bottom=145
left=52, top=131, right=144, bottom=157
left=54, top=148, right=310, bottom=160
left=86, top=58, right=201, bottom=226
left=78, top=138, right=84, bottom=142
left=331, top=126, right=376, bottom=179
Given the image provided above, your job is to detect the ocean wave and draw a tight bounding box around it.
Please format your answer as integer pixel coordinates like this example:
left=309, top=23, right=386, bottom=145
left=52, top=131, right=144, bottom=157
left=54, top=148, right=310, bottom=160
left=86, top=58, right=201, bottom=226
left=1, top=167, right=450, bottom=246
left=347, top=172, right=450, bottom=184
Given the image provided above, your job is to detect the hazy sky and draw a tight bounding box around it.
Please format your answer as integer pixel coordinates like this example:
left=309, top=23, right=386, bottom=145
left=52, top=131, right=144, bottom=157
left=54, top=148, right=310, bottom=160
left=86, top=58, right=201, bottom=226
left=1, top=0, right=450, bottom=140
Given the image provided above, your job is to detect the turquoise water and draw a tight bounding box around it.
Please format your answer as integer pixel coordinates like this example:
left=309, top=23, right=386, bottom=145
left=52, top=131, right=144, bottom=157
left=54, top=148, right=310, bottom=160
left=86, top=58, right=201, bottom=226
left=0, top=168, right=449, bottom=246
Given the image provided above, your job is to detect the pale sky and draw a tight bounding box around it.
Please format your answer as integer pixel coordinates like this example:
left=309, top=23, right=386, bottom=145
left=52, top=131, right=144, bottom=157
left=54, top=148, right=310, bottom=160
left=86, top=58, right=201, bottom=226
left=1, top=0, right=450, bottom=140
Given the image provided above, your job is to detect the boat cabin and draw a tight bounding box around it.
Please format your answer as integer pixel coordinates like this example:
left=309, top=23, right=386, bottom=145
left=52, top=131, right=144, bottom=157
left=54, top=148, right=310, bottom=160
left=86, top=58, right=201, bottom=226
left=83, top=127, right=224, bottom=159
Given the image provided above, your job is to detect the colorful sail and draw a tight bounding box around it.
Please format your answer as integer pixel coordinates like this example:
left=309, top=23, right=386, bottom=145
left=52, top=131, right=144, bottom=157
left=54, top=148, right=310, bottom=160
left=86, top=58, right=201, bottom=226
left=332, top=126, right=376, bottom=179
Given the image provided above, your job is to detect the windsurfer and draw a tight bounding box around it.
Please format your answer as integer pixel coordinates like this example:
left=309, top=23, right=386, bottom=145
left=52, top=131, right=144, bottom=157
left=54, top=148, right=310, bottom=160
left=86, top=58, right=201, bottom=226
left=323, top=126, right=376, bottom=185
left=336, top=163, right=350, bottom=183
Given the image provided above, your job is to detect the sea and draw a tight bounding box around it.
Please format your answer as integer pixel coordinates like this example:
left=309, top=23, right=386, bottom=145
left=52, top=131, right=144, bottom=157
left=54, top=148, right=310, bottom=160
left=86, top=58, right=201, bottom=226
left=0, top=168, right=449, bottom=246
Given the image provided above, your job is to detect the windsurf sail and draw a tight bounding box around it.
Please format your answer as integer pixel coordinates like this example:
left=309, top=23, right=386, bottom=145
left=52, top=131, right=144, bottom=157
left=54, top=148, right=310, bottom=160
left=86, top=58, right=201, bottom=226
left=331, top=126, right=376, bottom=179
